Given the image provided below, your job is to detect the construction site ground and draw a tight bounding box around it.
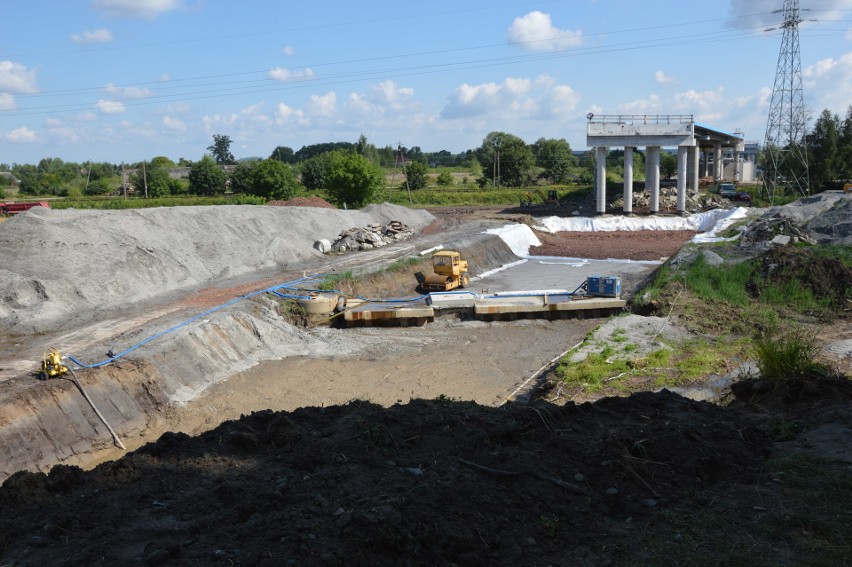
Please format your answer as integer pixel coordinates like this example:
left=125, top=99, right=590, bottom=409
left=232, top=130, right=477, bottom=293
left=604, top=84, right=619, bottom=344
left=2, top=199, right=851, bottom=566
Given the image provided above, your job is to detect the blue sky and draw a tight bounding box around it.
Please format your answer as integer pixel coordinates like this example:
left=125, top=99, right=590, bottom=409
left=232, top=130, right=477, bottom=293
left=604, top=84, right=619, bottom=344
left=2, top=0, right=851, bottom=165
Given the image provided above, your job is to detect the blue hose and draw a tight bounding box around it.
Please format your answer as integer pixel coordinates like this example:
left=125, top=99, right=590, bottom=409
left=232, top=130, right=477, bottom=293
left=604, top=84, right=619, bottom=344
left=68, top=273, right=323, bottom=369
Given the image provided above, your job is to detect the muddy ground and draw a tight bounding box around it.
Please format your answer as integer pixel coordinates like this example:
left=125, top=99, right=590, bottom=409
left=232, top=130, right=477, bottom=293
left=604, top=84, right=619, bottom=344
left=1, top=205, right=851, bottom=566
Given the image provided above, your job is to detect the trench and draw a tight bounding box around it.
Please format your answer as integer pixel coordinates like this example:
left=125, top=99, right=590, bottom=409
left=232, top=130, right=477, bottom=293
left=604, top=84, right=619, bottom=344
left=0, top=233, right=529, bottom=481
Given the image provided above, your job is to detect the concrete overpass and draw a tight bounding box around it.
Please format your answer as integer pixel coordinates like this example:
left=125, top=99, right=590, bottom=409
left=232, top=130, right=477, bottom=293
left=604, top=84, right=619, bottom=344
left=586, top=114, right=744, bottom=216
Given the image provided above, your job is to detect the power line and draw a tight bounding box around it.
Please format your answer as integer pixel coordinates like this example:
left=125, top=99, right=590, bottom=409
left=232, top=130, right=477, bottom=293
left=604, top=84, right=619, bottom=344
left=2, top=24, right=777, bottom=118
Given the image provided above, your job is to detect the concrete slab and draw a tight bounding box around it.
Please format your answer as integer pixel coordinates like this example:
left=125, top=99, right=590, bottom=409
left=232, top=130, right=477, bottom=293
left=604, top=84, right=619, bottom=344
left=343, top=300, right=434, bottom=327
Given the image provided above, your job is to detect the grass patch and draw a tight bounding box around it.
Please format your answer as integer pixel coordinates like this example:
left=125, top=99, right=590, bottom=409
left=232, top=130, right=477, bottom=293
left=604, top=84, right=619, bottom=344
left=52, top=194, right=266, bottom=209
left=753, top=327, right=829, bottom=383
left=682, top=254, right=752, bottom=306
left=317, top=271, right=354, bottom=291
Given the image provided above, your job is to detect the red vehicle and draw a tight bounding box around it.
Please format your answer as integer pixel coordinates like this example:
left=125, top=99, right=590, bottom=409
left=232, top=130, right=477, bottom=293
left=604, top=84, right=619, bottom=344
left=0, top=201, right=50, bottom=215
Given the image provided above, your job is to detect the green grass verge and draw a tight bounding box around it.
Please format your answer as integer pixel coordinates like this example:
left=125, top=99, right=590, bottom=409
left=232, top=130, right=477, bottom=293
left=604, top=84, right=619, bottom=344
left=52, top=195, right=267, bottom=209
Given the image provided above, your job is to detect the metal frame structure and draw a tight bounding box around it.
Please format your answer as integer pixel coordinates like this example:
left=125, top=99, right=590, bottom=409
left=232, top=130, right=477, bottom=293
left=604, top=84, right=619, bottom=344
left=763, top=0, right=810, bottom=200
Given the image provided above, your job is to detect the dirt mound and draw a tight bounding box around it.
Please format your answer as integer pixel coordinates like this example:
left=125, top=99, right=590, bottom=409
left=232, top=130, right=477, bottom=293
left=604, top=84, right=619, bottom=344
left=749, top=246, right=852, bottom=308
left=268, top=196, right=336, bottom=209
left=530, top=230, right=696, bottom=261
left=0, top=392, right=771, bottom=566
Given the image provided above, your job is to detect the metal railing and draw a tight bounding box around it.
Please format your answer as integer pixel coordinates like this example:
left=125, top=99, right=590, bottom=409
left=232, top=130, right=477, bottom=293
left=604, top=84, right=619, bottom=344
left=586, top=113, right=694, bottom=125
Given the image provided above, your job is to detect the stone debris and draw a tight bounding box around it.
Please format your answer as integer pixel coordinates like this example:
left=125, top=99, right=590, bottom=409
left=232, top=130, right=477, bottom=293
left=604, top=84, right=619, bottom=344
left=329, top=220, right=415, bottom=253
left=610, top=188, right=728, bottom=213
left=737, top=213, right=817, bottom=248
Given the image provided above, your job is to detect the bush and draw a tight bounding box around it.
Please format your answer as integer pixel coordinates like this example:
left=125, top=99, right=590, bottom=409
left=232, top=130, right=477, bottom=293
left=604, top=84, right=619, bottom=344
left=753, top=327, right=828, bottom=382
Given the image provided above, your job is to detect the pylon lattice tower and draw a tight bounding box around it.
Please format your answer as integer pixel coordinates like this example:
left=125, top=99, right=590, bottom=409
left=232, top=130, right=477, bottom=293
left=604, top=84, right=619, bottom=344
left=763, top=0, right=810, bottom=200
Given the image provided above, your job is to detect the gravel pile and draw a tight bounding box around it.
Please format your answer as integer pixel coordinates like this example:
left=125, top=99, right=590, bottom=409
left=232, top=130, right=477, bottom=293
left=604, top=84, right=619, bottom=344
left=610, top=187, right=729, bottom=213
left=0, top=203, right=434, bottom=335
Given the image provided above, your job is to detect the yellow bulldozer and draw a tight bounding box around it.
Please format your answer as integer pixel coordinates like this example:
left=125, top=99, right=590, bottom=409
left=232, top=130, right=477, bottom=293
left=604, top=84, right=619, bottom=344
left=38, top=348, right=68, bottom=381
left=422, top=250, right=470, bottom=292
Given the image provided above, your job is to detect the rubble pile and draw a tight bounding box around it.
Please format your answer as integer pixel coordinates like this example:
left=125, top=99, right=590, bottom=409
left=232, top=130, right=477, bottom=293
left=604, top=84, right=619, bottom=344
left=610, top=188, right=728, bottom=213
left=329, top=220, right=415, bottom=253
left=737, top=213, right=816, bottom=248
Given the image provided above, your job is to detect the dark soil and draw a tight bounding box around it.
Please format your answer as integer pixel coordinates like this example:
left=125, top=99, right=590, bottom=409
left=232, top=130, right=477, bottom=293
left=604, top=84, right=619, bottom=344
left=0, top=392, right=777, bottom=566
left=530, top=230, right=697, bottom=261
left=748, top=246, right=852, bottom=308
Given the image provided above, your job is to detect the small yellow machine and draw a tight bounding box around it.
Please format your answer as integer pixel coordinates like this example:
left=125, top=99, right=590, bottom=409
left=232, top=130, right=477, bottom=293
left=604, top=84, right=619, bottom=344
left=39, top=348, right=68, bottom=381
left=422, top=250, right=469, bottom=292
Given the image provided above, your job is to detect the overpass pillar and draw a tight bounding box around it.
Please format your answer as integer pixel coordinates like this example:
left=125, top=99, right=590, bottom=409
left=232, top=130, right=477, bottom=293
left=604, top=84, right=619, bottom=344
left=714, top=143, right=723, bottom=180
left=676, top=145, right=688, bottom=216
left=647, top=146, right=660, bottom=214
left=623, top=146, right=633, bottom=215
left=689, top=145, right=700, bottom=194
left=595, top=146, right=607, bottom=215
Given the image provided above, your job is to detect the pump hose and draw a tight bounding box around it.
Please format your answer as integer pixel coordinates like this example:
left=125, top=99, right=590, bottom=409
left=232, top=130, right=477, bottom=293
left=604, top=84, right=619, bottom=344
left=66, top=367, right=126, bottom=450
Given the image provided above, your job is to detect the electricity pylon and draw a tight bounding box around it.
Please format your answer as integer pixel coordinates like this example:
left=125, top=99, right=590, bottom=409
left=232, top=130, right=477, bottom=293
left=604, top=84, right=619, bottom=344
left=762, top=0, right=810, bottom=201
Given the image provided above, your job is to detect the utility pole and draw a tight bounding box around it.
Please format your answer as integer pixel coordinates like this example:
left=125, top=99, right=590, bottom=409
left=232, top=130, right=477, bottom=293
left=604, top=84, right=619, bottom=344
left=142, top=161, right=148, bottom=199
left=492, top=136, right=502, bottom=187
left=397, top=143, right=413, bottom=205
left=121, top=163, right=127, bottom=199
left=762, top=0, right=811, bottom=201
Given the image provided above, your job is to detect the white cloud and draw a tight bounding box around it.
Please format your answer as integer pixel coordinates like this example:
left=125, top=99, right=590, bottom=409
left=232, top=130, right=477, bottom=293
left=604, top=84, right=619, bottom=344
left=614, top=94, right=664, bottom=114
left=654, top=71, right=676, bottom=85
left=0, top=61, right=38, bottom=93
left=508, top=11, right=583, bottom=51
left=275, top=102, right=308, bottom=125
left=104, top=82, right=152, bottom=98
left=726, top=0, right=852, bottom=30
left=97, top=99, right=126, bottom=114
left=71, top=28, right=114, bottom=44
left=91, top=0, right=181, bottom=19
left=673, top=87, right=725, bottom=113
left=804, top=57, right=839, bottom=79
left=162, top=116, right=186, bottom=130
left=803, top=52, right=852, bottom=110
left=5, top=127, right=38, bottom=142
left=268, top=67, right=315, bottom=82
left=282, top=46, right=295, bottom=56
left=545, top=85, right=580, bottom=116
left=442, top=78, right=535, bottom=118
left=0, top=93, right=15, bottom=110
left=306, top=92, right=336, bottom=117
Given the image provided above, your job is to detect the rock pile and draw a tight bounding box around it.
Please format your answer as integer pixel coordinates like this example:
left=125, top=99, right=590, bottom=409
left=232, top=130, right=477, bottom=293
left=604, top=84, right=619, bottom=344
left=611, top=188, right=728, bottom=213
left=737, top=213, right=817, bottom=248
left=329, top=220, right=415, bottom=253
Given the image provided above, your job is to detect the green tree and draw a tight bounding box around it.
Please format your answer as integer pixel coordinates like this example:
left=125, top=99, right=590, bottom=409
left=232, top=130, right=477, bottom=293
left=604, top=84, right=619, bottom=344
left=436, top=171, right=454, bottom=187
left=532, top=138, right=576, bottom=184
left=247, top=159, right=299, bottom=200
left=188, top=155, right=227, bottom=196
left=150, top=156, right=176, bottom=169
left=356, top=134, right=381, bottom=164
left=660, top=152, right=678, bottom=179
left=270, top=146, right=295, bottom=164
left=807, top=109, right=838, bottom=192
left=325, top=150, right=384, bottom=208
left=228, top=161, right=258, bottom=194
left=294, top=142, right=355, bottom=162
left=405, top=161, right=428, bottom=190
left=836, top=105, right=852, bottom=181
left=207, top=134, right=236, bottom=165
left=12, top=164, right=38, bottom=195
left=130, top=166, right=171, bottom=197
left=85, top=177, right=114, bottom=196
left=298, top=153, right=334, bottom=191
left=476, top=132, right=535, bottom=187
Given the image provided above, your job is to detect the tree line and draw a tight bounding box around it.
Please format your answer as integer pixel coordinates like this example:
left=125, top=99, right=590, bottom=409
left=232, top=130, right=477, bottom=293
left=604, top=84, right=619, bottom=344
left=3, top=106, right=847, bottom=203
